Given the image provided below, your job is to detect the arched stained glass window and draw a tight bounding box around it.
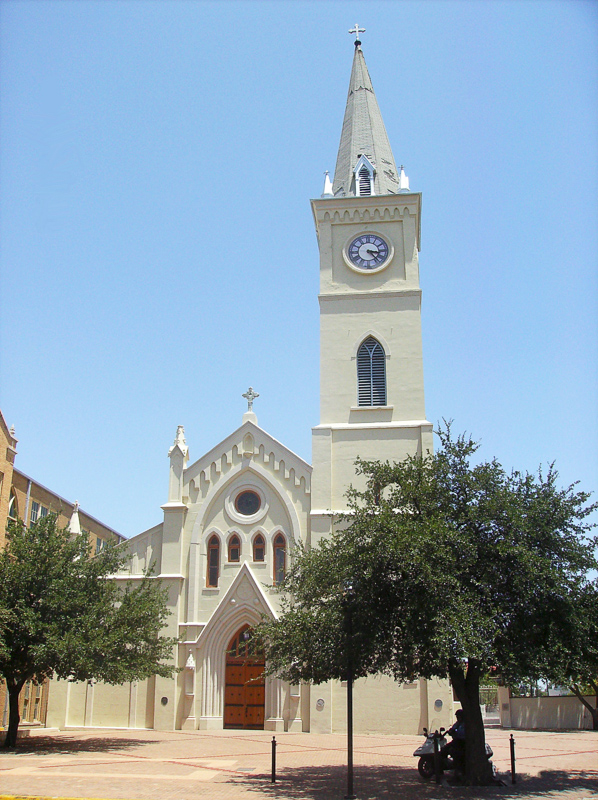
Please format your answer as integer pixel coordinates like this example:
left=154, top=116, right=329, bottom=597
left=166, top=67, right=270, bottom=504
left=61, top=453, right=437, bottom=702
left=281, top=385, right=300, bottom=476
left=253, top=534, right=265, bottom=562
left=357, top=336, right=386, bottom=406
left=228, top=535, right=241, bottom=562
left=207, top=535, right=220, bottom=587
left=273, top=533, right=286, bottom=585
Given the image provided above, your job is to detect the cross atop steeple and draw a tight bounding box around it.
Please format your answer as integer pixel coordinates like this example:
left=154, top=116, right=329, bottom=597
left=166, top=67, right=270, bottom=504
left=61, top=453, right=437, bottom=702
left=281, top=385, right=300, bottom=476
left=348, top=24, right=365, bottom=46
left=242, top=387, right=259, bottom=413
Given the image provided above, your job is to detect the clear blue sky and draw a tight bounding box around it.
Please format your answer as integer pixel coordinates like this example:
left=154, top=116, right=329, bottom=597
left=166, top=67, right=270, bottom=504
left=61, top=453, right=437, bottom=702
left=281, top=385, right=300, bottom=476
left=1, top=0, right=596, bottom=538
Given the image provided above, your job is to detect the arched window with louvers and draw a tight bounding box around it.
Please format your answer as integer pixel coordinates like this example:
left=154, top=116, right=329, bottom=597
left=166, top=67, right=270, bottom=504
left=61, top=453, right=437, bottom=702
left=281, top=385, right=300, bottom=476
left=357, top=336, right=387, bottom=406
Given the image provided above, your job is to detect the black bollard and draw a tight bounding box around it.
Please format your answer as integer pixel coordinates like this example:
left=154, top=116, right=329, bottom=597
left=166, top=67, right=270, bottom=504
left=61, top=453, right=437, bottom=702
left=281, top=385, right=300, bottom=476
left=271, top=736, right=277, bottom=783
left=433, top=732, right=441, bottom=784
left=510, top=733, right=516, bottom=784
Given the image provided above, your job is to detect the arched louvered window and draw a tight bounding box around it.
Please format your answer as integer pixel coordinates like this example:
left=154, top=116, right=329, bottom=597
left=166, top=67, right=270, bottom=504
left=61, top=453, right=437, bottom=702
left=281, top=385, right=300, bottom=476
left=358, top=166, right=372, bottom=196
left=357, top=336, right=387, bottom=406
left=228, top=534, right=241, bottom=562
left=273, top=533, right=286, bottom=585
left=207, top=535, right=220, bottom=587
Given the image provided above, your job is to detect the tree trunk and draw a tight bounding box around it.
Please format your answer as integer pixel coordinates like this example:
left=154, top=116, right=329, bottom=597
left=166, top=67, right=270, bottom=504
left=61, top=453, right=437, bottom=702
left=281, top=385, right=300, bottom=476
left=4, top=682, right=24, bottom=748
left=570, top=683, right=598, bottom=730
left=449, top=659, right=495, bottom=785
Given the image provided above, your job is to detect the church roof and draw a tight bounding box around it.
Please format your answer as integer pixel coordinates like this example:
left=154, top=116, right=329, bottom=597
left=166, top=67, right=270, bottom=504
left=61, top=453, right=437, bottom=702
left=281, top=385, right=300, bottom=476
left=332, top=42, right=400, bottom=198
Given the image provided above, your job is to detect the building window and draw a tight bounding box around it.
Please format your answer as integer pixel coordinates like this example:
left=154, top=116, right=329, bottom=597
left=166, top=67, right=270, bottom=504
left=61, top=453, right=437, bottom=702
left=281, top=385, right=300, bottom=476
left=207, top=535, right=220, bottom=587
left=357, top=336, right=386, bottom=406
left=273, top=533, right=286, bottom=585
left=228, top=534, right=241, bottom=562
left=8, top=490, right=17, bottom=520
left=40, top=505, right=48, bottom=518
left=358, top=165, right=372, bottom=196
left=253, top=534, right=265, bottom=562
left=30, top=501, right=40, bottom=525
left=234, top=490, right=261, bottom=516
left=95, top=537, right=106, bottom=554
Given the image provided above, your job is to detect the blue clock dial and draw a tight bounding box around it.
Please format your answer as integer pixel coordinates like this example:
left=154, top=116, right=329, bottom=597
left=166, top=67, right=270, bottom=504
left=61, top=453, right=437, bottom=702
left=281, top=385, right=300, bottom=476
left=347, top=234, right=390, bottom=270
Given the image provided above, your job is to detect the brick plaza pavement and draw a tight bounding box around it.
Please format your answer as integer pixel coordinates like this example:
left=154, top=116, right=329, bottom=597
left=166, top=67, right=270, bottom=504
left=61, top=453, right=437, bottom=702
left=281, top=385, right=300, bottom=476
left=0, top=727, right=596, bottom=800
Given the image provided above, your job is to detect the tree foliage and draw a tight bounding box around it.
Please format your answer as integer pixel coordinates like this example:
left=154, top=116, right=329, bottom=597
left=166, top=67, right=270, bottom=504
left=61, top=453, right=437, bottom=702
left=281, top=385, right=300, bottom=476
left=0, top=514, right=178, bottom=746
left=257, top=426, right=597, bottom=783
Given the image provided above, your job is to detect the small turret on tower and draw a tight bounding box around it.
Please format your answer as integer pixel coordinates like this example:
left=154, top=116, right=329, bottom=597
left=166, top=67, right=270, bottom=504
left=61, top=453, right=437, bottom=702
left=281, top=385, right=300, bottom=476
left=167, top=425, right=189, bottom=503
left=68, top=501, right=81, bottom=535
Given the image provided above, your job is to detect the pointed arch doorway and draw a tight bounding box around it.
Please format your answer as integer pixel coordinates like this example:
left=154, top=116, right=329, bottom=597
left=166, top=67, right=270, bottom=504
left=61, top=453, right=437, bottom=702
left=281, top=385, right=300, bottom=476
left=224, top=624, right=265, bottom=729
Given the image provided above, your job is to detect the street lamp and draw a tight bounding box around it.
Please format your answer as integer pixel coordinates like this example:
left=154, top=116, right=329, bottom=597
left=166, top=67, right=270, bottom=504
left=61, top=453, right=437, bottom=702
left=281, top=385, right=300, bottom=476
left=342, top=580, right=357, bottom=800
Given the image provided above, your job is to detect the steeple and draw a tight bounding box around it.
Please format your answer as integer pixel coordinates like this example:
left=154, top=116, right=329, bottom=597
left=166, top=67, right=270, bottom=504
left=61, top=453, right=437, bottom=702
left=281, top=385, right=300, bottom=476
left=332, top=38, right=400, bottom=198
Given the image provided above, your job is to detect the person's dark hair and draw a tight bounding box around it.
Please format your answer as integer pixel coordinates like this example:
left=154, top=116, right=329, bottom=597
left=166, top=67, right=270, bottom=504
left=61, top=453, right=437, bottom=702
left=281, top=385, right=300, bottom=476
left=455, top=709, right=464, bottom=718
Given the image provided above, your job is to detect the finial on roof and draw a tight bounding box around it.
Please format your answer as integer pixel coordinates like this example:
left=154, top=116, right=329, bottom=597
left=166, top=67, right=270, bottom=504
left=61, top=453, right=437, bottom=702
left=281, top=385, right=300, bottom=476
left=398, top=165, right=410, bottom=193
left=242, top=387, right=259, bottom=426
left=9, top=425, right=15, bottom=437
left=168, top=425, right=189, bottom=459
left=322, top=170, right=334, bottom=198
left=69, top=502, right=82, bottom=536
left=349, top=23, right=365, bottom=47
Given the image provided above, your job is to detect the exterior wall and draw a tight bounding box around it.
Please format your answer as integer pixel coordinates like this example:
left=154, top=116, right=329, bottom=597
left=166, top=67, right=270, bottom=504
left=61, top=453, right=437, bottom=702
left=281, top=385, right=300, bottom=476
left=309, top=675, right=453, bottom=735
left=0, top=413, right=18, bottom=550
left=504, top=694, right=595, bottom=730
left=311, top=195, right=432, bottom=533
left=47, top=678, right=155, bottom=729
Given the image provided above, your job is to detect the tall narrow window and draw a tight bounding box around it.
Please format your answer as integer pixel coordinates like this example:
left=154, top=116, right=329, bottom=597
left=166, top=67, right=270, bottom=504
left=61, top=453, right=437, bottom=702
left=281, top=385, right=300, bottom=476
left=30, top=501, right=39, bottom=525
left=8, top=490, right=17, bottom=521
left=273, top=533, right=286, bottom=585
left=357, top=336, right=386, bottom=406
left=228, top=534, right=241, bottom=562
left=253, top=534, right=265, bottom=562
left=358, top=165, right=372, bottom=196
left=207, top=535, right=220, bottom=587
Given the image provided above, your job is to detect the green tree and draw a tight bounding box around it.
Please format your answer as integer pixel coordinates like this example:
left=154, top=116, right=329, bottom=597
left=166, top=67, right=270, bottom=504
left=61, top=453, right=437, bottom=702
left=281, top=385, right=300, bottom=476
left=0, top=514, right=178, bottom=747
left=258, top=427, right=597, bottom=785
left=555, top=585, right=598, bottom=729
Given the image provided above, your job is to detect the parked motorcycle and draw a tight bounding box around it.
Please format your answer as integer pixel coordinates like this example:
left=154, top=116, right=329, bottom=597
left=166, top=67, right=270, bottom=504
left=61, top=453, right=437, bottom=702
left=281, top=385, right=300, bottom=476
left=413, top=727, right=495, bottom=780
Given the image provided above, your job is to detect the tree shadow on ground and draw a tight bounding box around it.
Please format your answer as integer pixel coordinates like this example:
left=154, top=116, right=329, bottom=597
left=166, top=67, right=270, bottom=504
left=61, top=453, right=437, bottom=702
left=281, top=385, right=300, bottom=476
left=234, top=764, right=598, bottom=800
left=0, top=735, right=160, bottom=755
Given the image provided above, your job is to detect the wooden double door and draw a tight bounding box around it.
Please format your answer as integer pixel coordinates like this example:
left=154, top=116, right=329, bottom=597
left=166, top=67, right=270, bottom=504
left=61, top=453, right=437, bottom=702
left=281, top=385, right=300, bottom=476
left=223, top=625, right=265, bottom=730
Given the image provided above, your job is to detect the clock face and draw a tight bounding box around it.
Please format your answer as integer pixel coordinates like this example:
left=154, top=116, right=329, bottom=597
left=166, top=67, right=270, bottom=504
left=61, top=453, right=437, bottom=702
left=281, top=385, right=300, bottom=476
left=347, top=234, right=390, bottom=270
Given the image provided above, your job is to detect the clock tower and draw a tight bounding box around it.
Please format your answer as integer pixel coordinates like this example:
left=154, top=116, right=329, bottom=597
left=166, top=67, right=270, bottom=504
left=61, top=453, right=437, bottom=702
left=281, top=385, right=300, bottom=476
left=311, top=35, right=432, bottom=545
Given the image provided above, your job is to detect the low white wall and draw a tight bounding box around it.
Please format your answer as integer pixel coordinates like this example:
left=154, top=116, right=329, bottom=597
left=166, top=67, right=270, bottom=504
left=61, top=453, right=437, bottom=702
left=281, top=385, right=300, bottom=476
left=507, top=695, right=594, bottom=730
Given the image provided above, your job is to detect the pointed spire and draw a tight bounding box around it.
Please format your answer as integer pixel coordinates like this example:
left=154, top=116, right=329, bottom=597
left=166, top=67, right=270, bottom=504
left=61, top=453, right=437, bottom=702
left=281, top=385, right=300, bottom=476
left=398, top=165, right=410, bottom=192
left=69, top=501, right=81, bottom=536
left=321, top=170, right=334, bottom=198
left=168, top=425, right=188, bottom=459
left=332, top=41, right=400, bottom=197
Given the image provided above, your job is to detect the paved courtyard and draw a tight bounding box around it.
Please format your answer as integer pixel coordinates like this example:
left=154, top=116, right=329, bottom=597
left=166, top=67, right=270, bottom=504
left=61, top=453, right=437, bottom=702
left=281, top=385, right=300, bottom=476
left=0, top=727, right=596, bottom=800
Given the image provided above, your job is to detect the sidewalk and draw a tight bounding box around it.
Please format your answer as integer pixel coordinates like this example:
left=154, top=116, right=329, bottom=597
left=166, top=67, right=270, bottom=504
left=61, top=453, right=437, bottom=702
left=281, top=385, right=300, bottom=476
left=0, top=726, right=596, bottom=800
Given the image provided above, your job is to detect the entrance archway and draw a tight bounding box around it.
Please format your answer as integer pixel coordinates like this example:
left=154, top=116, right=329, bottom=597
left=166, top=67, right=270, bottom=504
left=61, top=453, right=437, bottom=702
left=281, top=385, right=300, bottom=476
left=224, top=624, right=265, bottom=729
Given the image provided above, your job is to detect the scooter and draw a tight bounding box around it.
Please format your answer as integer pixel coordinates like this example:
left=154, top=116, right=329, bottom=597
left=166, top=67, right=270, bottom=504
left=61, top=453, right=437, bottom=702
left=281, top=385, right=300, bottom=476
left=413, top=727, right=495, bottom=781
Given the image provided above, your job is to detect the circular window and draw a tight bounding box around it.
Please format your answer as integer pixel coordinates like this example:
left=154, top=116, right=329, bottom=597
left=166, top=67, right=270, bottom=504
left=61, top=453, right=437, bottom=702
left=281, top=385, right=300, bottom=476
left=234, top=490, right=261, bottom=516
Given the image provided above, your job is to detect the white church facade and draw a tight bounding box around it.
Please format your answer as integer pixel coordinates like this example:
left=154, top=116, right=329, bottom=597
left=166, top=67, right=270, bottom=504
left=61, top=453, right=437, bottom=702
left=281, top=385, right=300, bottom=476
left=47, top=35, right=455, bottom=736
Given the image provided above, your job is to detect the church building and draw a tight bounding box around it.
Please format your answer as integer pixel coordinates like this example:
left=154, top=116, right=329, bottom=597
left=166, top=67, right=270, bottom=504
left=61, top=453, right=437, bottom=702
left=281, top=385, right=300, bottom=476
left=47, top=33, right=454, bottom=736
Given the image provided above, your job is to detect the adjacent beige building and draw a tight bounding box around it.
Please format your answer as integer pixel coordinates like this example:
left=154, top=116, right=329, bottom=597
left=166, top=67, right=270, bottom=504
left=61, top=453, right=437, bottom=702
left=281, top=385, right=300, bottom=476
left=47, top=37, right=455, bottom=735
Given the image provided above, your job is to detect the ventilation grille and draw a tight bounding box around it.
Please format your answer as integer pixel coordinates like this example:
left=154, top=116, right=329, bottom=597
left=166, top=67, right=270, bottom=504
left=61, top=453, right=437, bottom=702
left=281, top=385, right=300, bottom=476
left=357, top=337, right=386, bottom=406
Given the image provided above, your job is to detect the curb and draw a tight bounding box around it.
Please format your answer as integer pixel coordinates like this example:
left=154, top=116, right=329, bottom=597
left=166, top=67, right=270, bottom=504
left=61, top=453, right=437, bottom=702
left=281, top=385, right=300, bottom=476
left=0, top=796, right=142, bottom=800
